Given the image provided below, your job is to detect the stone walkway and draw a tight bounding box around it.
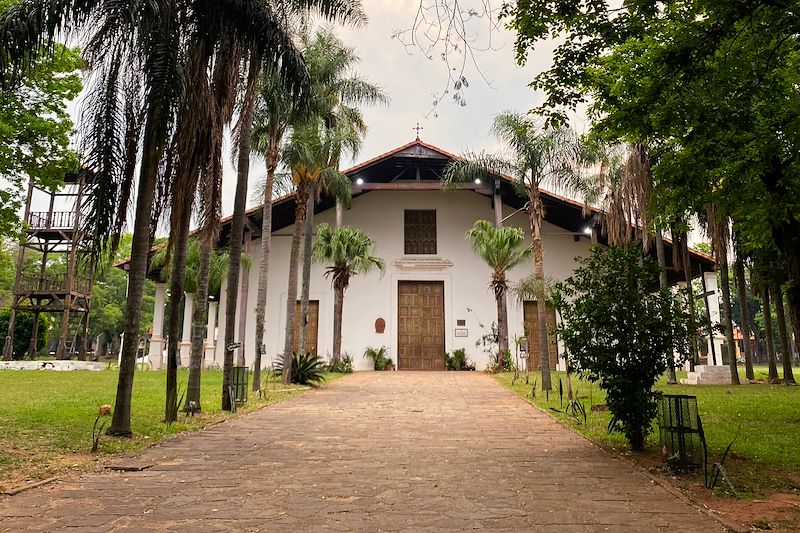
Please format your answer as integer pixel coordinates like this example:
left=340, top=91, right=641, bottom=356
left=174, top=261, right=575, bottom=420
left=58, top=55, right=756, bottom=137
left=1, top=373, right=728, bottom=532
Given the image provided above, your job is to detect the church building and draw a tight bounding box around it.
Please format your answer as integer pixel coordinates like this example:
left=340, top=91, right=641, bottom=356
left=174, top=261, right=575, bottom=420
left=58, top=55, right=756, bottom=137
left=132, top=139, right=718, bottom=372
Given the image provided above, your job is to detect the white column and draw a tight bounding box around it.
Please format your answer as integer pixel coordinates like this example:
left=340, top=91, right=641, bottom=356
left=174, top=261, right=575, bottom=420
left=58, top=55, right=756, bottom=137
left=204, top=301, right=218, bottom=368
left=147, top=283, right=167, bottom=370
left=214, top=280, right=228, bottom=366
left=179, top=292, right=194, bottom=367
left=703, top=271, right=724, bottom=366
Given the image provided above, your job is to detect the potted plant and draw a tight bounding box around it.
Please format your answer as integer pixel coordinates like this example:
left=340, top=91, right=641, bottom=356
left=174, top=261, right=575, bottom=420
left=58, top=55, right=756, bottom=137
left=364, top=346, right=391, bottom=371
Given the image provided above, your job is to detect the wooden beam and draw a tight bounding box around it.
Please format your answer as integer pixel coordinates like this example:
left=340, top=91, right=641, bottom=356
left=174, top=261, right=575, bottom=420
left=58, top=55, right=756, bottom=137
left=353, top=182, right=491, bottom=193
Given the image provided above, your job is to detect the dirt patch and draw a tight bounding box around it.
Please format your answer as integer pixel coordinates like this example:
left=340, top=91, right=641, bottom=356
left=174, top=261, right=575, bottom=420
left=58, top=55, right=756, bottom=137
left=0, top=445, right=106, bottom=494
left=682, top=484, right=800, bottom=532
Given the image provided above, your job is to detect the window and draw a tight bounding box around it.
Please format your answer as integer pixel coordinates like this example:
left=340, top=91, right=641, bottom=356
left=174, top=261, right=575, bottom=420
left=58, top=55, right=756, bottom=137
left=404, top=210, right=437, bottom=254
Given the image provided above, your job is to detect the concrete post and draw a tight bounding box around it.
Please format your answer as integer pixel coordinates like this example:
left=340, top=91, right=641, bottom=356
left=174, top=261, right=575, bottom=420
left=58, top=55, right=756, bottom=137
left=204, top=301, right=218, bottom=368
left=214, top=280, right=228, bottom=366
left=703, top=271, right=724, bottom=365
left=179, top=292, right=194, bottom=367
left=148, top=283, right=167, bottom=369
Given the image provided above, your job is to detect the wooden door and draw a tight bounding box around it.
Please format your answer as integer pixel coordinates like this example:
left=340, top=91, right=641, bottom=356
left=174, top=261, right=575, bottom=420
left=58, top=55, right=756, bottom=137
left=398, top=281, right=445, bottom=370
left=523, top=301, right=558, bottom=372
left=293, top=300, right=319, bottom=355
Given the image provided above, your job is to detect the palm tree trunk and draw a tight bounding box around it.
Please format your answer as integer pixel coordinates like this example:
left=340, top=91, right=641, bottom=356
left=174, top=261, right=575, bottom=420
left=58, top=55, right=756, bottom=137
left=253, top=141, right=277, bottom=392
left=528, top=189, right=551, bottom=391
left=108, top=104, right=164, bottom=437
left=165, top=201, right=192, bottom=423
left=332, top=284, right=344, bottom=362
left=222, top=60, right=259, bottom=412
left=762, top=289, right=780, bottom=382
left=496, top=291, right=509, bottom=368
left=655, top=231, right=677, bottom=384
left=298, top=187, right=315, bottom=354
left=733, top=255, right=755, bottom=380
left=719, top=256, right=741, bottom=384
left=185, top=237, right=212, bottom=410
left=282, top=189, right=308, bottom=384
left=773, top=283, right=796, bottom=384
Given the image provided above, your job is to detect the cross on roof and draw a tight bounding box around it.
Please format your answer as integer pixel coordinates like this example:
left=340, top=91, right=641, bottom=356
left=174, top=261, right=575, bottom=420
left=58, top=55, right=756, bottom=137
left=413, top=122, right=423, bottom=140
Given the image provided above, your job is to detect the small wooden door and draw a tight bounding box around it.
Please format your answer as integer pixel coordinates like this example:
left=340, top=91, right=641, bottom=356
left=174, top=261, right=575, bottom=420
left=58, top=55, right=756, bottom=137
left=398, top=281, right=445, bottom=370
left=523, top=301, right=558, bottom=372
left=293, top=300, right=319, bottom=355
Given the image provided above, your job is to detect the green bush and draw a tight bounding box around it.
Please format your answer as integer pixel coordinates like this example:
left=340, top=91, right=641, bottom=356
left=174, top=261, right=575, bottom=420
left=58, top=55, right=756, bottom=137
left=553, top=245, right=692, bottom=451
left=364, top=346, right=392, bottom=370
left=275, top=352, right=326, bottom=386
left=445, top=348, right=475, bottom=370
left=0, top=308, right=51, bottom=359
left=326, top=353, right=353, bottom=373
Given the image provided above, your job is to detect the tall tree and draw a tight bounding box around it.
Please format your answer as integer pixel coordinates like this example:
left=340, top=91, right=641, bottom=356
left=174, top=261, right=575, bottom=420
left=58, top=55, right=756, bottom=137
left=733, top=238, right=755, bottom=380
left=444, top=112, right=585, bottom=390
left=773, top=284, right=796, bottom=385
left=295, top=28, right=388, bottom=354
left=0, top=0, right=342, bottom=434
left=312, top=223, right=384, bottom=362
left=0, top=0, right=81, bottom=239
left=280, top=118, right=354, bottom=382
left=465, top=220, right=532, bottom=368
left=250, top=65, right=300, bottom=392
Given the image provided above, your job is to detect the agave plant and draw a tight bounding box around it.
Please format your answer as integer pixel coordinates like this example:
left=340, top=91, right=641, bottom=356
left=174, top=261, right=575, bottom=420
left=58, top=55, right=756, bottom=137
left=274, top=352, right=326, bottom=386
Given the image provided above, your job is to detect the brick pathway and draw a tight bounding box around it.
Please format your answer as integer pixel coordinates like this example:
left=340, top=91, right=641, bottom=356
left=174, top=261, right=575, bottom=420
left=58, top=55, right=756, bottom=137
left=1, top=373, right=728, bottom=532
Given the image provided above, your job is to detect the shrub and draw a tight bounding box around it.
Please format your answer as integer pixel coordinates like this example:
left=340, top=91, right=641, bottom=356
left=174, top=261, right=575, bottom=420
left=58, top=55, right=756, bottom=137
left=275, top=352, right=326, bottom=386
left=326, top=353, right=353, bottom=373
left=445, top=348, right=475, bottom=370
left=553, top=245, right=692, bottom=451
left=364, top=346, right=392, bottom=370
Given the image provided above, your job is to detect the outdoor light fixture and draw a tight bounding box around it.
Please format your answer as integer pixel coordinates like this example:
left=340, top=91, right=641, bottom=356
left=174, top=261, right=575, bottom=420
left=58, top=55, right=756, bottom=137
left=583, top=226, right=593, bottom=236
left=356, top=178, right=364, bottom=185
left=474, top=178, right=481, bottom=184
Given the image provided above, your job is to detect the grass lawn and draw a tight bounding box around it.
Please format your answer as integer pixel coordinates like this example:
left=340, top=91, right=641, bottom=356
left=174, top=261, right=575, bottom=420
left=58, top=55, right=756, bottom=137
left=0, top=368, right=343, bottom=491
left=494, top=365, right=800, bottom=499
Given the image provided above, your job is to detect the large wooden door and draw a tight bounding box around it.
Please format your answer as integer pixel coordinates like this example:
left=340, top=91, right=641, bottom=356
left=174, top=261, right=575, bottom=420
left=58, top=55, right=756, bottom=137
left=293, top=300, right=319, bottom=355
left=523, top=301, right=558, bottom=372
left=398, top=281, right=445, bottom=370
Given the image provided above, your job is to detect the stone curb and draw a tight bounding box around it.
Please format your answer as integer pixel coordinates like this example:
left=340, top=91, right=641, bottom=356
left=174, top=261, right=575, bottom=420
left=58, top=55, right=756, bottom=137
left=493, top=377, right=749, bottom=533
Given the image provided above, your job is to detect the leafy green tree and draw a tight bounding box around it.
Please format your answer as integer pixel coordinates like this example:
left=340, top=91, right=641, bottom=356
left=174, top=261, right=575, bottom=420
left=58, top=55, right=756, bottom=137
left=500, top=2, right=800, bottom=374
left=0, top=308, right=50, bottom=359
left=312, top=223, right=384, bottom=363
left=466, top=220, right=532, bottom=368
left=444, top=112, right=586, bottom=390
left=0, top=0, right=81, bottom=239
left=553, top=245, right=692, bottom=451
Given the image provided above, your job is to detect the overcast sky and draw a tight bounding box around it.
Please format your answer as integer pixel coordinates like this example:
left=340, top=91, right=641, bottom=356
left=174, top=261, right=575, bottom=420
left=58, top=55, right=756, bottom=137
left=222, top=0, right=586, bottom=216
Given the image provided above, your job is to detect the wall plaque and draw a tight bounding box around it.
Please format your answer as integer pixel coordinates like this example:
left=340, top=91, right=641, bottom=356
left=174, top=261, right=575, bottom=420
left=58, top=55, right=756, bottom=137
left=375, top=318, right=386, bottom=334
left=454, top=328, right=468, bottom=337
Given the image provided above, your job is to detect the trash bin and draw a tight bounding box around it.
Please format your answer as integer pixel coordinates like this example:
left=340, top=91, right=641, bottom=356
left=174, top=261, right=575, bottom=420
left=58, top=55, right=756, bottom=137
left=233, top=366, right=248, bottom=404
left=657, top=394, right=706, bottom=471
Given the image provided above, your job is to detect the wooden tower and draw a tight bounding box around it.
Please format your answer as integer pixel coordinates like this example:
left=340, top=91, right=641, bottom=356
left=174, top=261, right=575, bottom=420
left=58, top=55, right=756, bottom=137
left=2, top=172, right=95, bottom=360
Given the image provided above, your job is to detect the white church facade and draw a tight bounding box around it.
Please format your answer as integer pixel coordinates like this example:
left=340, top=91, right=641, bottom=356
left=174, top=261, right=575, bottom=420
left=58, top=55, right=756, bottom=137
left=132, top=139, right=720, bottom=372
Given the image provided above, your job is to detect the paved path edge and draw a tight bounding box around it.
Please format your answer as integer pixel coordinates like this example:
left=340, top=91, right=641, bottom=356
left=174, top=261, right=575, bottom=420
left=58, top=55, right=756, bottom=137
left=490, top=377, right=747, bottom=533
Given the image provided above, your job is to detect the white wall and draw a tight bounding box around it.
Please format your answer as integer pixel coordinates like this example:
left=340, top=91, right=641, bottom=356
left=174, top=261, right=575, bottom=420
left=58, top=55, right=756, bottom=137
left=219, top=190, right=592, bottom=371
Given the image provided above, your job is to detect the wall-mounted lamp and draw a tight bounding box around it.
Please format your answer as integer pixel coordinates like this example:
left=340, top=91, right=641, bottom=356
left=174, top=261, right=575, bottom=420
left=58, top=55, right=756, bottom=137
left=355, top=178, right=364, bottom=185
left=474, top=178, right=481, bottom=184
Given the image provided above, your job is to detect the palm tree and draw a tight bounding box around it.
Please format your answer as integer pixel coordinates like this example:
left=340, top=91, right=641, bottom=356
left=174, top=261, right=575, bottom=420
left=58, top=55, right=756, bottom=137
left=280, top=119, right=355, bottom=383
left=249, top=64, right=303, bottom=392
left=312, top=223, right=384, bottom=362
left=465, top=220, right=532, bottom=368
left=150, top=237, right=230, bottom=409
left=443, top=112, right=585, bottom=391
left=295, top=28, right=388, bottom=353
left=0, top=0, right=363, bottom=430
